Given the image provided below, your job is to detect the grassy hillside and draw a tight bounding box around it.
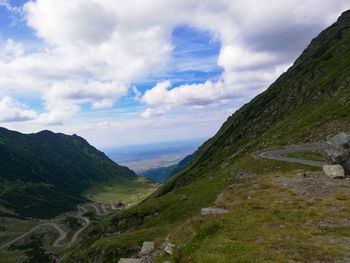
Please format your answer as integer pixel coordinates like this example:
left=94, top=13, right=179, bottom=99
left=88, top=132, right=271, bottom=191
left=140, top=153, right=196, bottom=183
left=0, top=128, right=137, bottom=218
left=67, top=10, right=350, bottom=263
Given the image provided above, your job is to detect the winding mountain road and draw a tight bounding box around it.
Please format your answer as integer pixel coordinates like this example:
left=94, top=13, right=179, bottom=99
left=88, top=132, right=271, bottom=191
left=260, top=145, right=327, bottom=167
left=0, top=202, right=112, bottom=251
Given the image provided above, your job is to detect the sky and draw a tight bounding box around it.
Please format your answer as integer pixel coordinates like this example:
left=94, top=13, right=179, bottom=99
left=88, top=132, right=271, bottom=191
left=0, top=0, right=349, bottom=148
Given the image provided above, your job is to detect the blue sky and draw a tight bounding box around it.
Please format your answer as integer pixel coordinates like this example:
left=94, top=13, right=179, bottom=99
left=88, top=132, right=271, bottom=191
left=0, top=0, right=349, bottom=147
left=131, top=25, right=223, bottom=100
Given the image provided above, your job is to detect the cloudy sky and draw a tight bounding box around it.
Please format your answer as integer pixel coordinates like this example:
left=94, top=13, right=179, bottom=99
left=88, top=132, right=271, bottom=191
left=0, top=0, right=349, bottom=148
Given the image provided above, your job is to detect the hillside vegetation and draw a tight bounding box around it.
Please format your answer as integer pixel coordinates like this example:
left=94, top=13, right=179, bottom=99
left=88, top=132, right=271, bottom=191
left=67, top=10, right=350, bottom=263
left=0, top=128, right=137, bottom=218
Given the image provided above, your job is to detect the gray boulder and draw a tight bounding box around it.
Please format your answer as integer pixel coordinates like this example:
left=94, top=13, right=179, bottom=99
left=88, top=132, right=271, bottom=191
left=139, top=241, right=154, bottom=256
left=118, top=259, right=142, bottom=263
left=324, top=132, right=350, bottom=174
left=323, top=165, right=345, bottom=179
left=201, top=208, right=229, bottom=215
left=140, top=255, right=154, bottom=263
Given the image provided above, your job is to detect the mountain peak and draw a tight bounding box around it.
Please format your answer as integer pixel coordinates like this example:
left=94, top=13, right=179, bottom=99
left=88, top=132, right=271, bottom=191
left=338, top=9, right=350, bottom=26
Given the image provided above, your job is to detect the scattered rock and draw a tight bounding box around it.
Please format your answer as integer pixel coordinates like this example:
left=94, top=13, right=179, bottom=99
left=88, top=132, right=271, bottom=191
left=201, top=208, right=229, bottom=215
left=227, top=183, right=242, bottom=189
left=323, top=165, right=345, bottom=179
left=140, top=255, right=154, bottom=263
left=139, top=241, right=154, bottom=256
left=215, top=192, right=224, bottom=203
left=118, top=258, right=142, bottom=263
left=164, top=243, right=175, bottom=255
left=160, top=234, right=171, bottom=249
left=179, top=194, right=187, bottom=200
left=273, top=173, right=350, bottom=199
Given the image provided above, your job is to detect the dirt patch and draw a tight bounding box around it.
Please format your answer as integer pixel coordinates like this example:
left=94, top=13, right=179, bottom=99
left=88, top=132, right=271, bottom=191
left=273, top=171, right=350, bottom=199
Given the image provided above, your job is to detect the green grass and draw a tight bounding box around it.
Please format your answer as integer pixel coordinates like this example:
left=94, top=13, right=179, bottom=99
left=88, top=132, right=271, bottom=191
left=168, top=171, right=350, bottom=263
left=282, top=150, right=325, bottom=162
left=69, top=171, right=232, bottom=262
left=70, top=154, right=350, bottom=263
left=85, top=177, right=160, bottom=205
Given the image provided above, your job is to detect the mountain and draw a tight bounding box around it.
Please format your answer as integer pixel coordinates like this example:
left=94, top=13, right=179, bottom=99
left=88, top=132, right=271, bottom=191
left=0, top=128, right=137, bottom=218
left=139, top=152, right=196, bottom=183
left=154, top=8, right=350, bottom=196
left=68, top=10, right=350, bottom=262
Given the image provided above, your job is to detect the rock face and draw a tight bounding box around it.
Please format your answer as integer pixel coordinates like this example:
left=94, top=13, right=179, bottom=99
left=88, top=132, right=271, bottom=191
left=118, top=259, right=142, bottom=263
left=201, top=207, right=229, bottom=215
left=324, top=133, right=350, bottom=175
left=139, top=242, right=154, bottom=256
left=323, top=165, right=345, bottom=179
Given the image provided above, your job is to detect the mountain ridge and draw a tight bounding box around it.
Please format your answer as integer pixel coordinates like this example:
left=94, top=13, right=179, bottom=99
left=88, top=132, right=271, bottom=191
left=0, top=127, right=137, bottom=218
left=139, top=152, right=196, bottom=183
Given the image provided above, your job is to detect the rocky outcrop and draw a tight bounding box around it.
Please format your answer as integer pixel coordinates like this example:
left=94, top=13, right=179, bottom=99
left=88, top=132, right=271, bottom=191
left=118, top=259, right=142, bottom=263
left=201, top=208, right=229, bottom=215
left=139, top=242, right=154, bottom=257
left=323, top=165, right=345, bottom=179
left=324, top=133, right=350, bottom=175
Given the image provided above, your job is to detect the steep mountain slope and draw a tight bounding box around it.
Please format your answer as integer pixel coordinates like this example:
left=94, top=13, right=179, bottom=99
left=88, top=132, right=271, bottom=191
left=140, top=153, right=195, bottom=183
left=0, top=128, right=137, bottom=218
left=154, top=9, right=350, bottom=195
left=68, top=10, right=350, bottom=263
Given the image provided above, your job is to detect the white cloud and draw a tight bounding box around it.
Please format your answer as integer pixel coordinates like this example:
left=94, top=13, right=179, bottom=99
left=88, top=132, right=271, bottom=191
left=0, top=39, right=24, bottom=62
left=0, top=96, right=37, bottom=122
left=0, top=0, right=349, bottom=145
left=137, top=0, right=350, bottom=117
left=142, top=80, right=231, bottom=117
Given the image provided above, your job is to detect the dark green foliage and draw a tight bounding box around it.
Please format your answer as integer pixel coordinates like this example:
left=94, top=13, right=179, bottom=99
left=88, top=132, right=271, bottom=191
left=140, top=152, right=196, bottom=183
left=9, top=233, right=50, bottom=263
left=0, top=128, right=137, bottom=218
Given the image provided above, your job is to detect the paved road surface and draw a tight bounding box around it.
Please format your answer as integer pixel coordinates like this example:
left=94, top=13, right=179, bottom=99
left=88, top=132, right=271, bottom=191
left=260, top=145, right=326, bottom=167
left=100, top=202, right=109, bottom=214
left=0, top=203, right=109, bottom=251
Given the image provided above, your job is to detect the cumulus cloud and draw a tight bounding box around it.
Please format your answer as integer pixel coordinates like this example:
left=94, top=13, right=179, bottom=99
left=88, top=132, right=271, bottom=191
left=141, top=80, right=230, bottom=117
left=0, top=96, right=37, bottom=122
left=0, top=39, right=24, bottom=62
left=137, top=0, right=350, bottom=117
left=0, top=0, right=349, bottom=128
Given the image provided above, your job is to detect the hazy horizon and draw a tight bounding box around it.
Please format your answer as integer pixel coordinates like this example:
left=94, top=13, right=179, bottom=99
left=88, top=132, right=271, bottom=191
left=103, top=138, right=206, bottom=171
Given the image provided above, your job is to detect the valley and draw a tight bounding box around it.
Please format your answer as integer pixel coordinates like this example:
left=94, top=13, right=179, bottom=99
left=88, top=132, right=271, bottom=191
left=0, top=177, right=159, bottom=262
